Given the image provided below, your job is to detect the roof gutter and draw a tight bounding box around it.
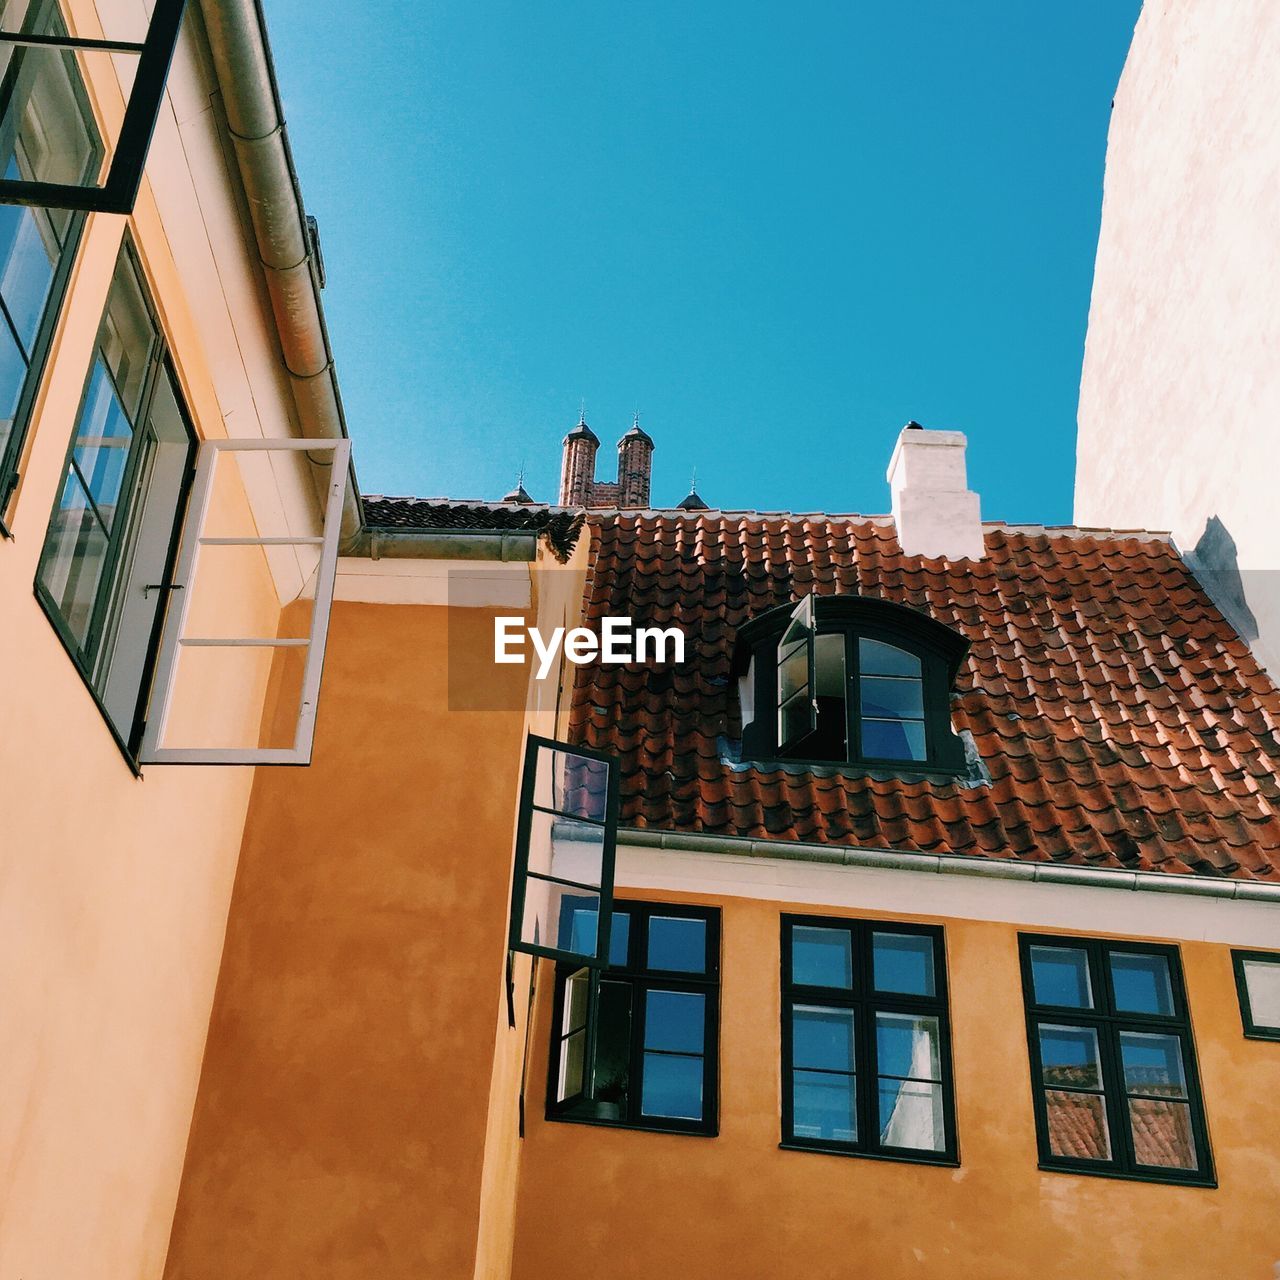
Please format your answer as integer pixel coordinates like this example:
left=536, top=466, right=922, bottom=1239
left=621, top=828, right=1280, bottom=904
left=359, top=527, right=538, bottom=562
left=197, top=0, right=363, bottom=547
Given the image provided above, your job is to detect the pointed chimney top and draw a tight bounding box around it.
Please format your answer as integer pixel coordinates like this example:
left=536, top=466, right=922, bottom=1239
left=621, top=410, right=654, bottom=447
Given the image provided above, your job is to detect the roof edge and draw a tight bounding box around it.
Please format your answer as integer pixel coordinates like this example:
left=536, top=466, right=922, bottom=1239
left=620, top=827, right=1280, bottom=902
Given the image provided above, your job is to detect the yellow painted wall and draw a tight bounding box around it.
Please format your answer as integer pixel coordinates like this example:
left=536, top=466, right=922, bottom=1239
left=161, top=600, right=534, bottom=1280
left=0, top=203, right=294, bottom=1280
left=0, top=10, right=320, bottom=1264
left=511, top=893, right=1280, bottom=1280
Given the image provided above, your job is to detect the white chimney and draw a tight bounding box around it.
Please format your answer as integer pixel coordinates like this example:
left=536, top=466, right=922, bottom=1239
left=886, top=423, right=984, bottom=561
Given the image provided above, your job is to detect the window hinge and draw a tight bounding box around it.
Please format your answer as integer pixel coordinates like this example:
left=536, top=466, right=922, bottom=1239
left=143, top=581, right=184, bottom=598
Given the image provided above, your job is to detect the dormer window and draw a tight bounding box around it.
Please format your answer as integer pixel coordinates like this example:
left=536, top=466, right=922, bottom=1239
left=733, top=594, right=969, bottom=774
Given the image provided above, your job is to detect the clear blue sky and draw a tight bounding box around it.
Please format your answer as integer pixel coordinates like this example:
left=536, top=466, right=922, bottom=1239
left=267, top=1, right=1140, bottom=521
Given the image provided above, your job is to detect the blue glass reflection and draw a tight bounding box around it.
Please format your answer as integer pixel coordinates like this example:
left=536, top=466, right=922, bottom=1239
left=644, top=990, right=704, bottom=1054
left=872, top=932, right=935, bottom=996
left=791, top=925, right=852, bottom=988
left=641, top=1052, right=702, bottom=1120
left=647, top=915, right=706, bottom=973
left=1110, top=952, right=1174, bottom=1016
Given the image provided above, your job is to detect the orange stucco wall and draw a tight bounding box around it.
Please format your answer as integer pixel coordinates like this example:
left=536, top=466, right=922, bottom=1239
left=511, top=892, right=1280, bottom=1280
left=161, top=600, right=535, bottom=1280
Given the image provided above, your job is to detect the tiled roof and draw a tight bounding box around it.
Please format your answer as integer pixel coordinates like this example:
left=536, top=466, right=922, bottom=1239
left=363, top=496, right=585, bottom=562
left=567, top=512, right=1280, bottom=880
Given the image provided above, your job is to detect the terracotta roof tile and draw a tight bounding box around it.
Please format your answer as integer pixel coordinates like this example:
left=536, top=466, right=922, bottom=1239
left=566, top=513, right=1280, bottom=879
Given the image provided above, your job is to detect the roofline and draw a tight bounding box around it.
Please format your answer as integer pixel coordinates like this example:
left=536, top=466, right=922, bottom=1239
left=366, top=498, right=1175, bottom=543
left=621, top=827, right=1280, bottom=903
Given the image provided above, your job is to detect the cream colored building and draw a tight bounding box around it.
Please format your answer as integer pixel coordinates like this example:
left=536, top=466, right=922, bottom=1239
left=1076, top=0, right=1280, bottom=673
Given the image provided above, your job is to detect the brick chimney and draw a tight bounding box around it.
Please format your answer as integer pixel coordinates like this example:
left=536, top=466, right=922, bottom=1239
left=558, top=413, right=600, bottom=506
left=886, top=422, right=984, bottom=560
left=617, top=416, right=654, bottom=507
left=557, top=413, right=656, bottom=508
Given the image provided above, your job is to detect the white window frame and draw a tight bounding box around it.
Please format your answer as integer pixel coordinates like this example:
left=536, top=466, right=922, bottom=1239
left=138, top=437, right=350, bottom=765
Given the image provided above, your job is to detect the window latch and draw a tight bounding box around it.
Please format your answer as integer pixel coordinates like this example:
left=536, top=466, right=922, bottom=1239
left=143, top=581, right=184, bottom=598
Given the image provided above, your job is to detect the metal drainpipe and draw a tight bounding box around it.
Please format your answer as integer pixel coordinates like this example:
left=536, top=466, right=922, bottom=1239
left=197, top=0, right=363, bottom=547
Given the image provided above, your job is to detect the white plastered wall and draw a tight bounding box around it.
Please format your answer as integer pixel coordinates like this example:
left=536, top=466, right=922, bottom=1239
left=1075, top=0, right=1280, bottom=674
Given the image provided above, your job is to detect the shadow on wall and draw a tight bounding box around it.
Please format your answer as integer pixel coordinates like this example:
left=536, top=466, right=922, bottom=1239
left=1186, top=515, right=1259, bottom=643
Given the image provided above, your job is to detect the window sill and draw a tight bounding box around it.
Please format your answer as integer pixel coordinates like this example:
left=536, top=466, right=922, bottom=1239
left=546, top=1109, right=717, bottom=1139
left=779, top=1141, right=958, bottom=1168
left=1036, top=1160, right=1216, bottom=1189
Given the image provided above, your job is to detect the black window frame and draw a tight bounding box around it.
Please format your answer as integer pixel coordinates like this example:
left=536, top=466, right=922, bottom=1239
left=508, top=734, right=621, bottom=969
left=1018, top=933, right=1215, bottom=1187
left=32, top=233, right=196, bottom=768
left=546, top=900, right=720, bottom=1137
left=1232, top=949, right=1280, bottom=1041
left=0, top=0, right=102, bottom=524
left=0, top=0, right=187, bottom=216
left=780, top=913, right=958, bottom=1165
left=732, top=593, right=969, bottom=776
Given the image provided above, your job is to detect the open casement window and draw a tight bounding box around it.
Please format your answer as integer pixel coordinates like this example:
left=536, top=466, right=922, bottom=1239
left=509, top=735, right=621, bottom=967
left=548, top=902, right=720, bottom=1135
left=137, top=437, right=350, bottom=765
left=776, top=592, right=817, bottom=755
left=735, top=593, right=970, bottom=775
left=0, top=0, right=185, bottom=215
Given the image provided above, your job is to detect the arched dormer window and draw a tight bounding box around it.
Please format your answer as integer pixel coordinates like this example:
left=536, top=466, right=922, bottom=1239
left=730, top=594, right=970, bottom=774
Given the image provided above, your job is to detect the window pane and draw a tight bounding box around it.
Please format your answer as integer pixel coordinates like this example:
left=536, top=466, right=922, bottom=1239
left=565, top=905, right=599, bottom=960
left=860, top=675, right=924, bottom=720
left=1110, top=952, right=1175, bottom=1016
left=791, top=925, right=852, bottom=989
left=0, top=32, right=100, bottom=189
left=1119, top=1032, right=1187, bottom=1098
left=97, top=255, right=153, bottom=421
left=878, top=1078, right=945, bottom=1151
left=558, top=1029, right=585, bottom=1101
left=526, top=810, right=605, bottom=890
left=519, top=877, right=598, bottom=955
left=792, top=1005, right=855, bottom=1073
left=0, top=311, right=26, bottom=457
left=793, top=1069, right=856, bottom=1142
left=1029, top=946, right=1093, bottom=1009
left=861, top=718, right=926, bottom=761
left=38, top=469, right=109, bottom=651
left=641, top=1052, right=702, bottom=1120
left=593, top=979, right=633, bottom=1105
left=644, top=989, right=705, bottom=1055
left=0, top=202, right=55, bottom=354
left=73, top=358, right=135, bottom=526
left=872, top=932, right=935, bottom=996
left=1038, top=1024, right=1103, bottom=1091
left=1129, top=1098, right=1197, bottom=1170
left=534, top=745, right=610, bottom=822
left=875, top=1012, right=941, bottom=1081
left=779, top=645, right=809, bottom=701
left=860, top=638, right=921, bottom=678
left=647, top=915, right=707, bottom=973
left=1242, top=957, right=1280, bottom=1027
left=562, top=969, right=590, bottom=1035
left=1045, top=1089, right=1111, bottom=1160
left=608, top=911, right=630, bottom=967
left=780, top=692, right=815, bottom=747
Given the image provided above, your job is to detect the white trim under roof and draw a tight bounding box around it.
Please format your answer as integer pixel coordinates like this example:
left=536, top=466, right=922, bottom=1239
left=616, top=829, right=1279, bottom=947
